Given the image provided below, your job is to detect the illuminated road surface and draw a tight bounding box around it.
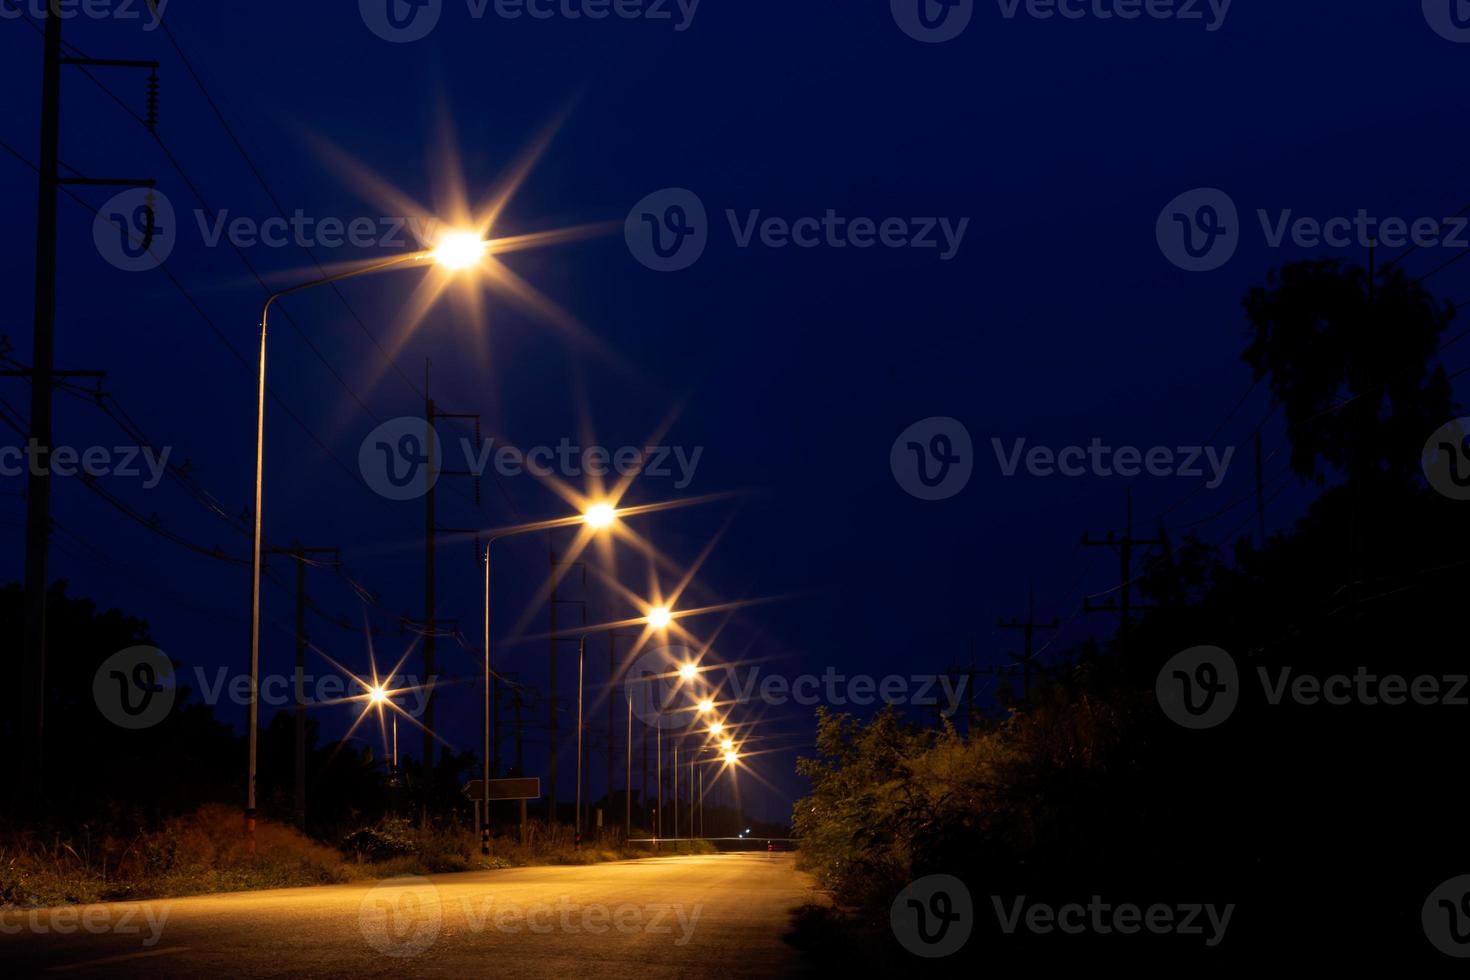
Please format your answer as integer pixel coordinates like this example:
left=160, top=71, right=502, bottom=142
left=1, top=853, right=819, bottom=978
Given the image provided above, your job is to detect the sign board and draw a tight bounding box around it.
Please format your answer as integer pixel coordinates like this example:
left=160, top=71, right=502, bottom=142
left=462, top=777, right=540, bottom=801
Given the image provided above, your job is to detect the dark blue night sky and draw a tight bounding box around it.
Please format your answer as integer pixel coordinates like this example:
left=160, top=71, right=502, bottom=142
left=4, top=1, right=1469, bottom=822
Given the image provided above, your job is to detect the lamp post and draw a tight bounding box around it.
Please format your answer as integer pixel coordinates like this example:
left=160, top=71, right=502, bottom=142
left=575, top=635, right=584, bottom=845
left=478, top=504, right=618, bottom=854
left=246, top=236, right=489, bottom=843
left=368, top=684, right=397, bottom=772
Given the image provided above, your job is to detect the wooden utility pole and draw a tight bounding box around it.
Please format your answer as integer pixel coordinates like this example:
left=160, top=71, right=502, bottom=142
left=264, top=543, right=340, bottom=830
left=547, top=543, right=586, bottom=824
left=422, top=362, right=481, bottom=769
left=997, top=583, right=1060, bottom=702
left=22, top=4, right=156, bottom=790
left=1082, top=489, right=1160, bottom=663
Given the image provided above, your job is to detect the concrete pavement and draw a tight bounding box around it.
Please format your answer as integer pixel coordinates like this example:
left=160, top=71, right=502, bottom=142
left=0, top=852, right=821, bottom=978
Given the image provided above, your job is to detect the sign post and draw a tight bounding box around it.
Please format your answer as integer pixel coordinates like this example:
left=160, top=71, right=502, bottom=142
left=464, top=778, right=540, bottom=850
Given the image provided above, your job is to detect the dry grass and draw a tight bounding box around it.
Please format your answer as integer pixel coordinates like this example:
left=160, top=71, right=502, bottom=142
left=0, top=807, right=712, bottom=909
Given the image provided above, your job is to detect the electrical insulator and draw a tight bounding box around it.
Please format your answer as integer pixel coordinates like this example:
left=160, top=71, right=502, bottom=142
left=146, top=70, right=159, bottom=133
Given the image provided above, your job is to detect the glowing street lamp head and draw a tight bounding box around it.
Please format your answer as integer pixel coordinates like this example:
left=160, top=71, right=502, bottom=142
left=648, top=606, right=673, bottom=630
left=583, top=502, right=617, bottom=529
left=677, top=661, right=697, bottom=681
left=708, top=721, right=724, bottom=736
left=697, top=698, right=714, bottom=714
left=720, top=737, right=733, bottom=751
left=369, top=685, right=388, bottom=705
left=723, top=749, right=740, bottom=764
left=432, top=230, right=488, bottom=270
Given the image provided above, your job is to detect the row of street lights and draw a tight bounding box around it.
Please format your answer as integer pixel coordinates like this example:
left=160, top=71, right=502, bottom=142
left=244, top=229, right=756, bottom=850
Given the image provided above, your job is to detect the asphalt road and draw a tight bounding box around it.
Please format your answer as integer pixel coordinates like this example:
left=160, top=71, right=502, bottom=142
left=1, top=853, right=821, bottom=979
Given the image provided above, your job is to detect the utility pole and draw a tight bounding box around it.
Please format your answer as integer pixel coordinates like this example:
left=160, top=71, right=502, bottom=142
left=606, top=629, right=638, bottom=824
left=1082, top=489, right=1160, bottom=663
left=942, top=638, right=979, bottom=732
left=22, top=3, right=157, bottom=791
left=1254, top=430, right=1267, bottom=549
left=575, top=636, right=584, bottom=842
left=625, top=694, right=632, bottom=838
left=422, top=361, right=481, bottom=770
left=511, top=683, right=526, bottom=775
left=547, top=542, right=585, bottom=825
left=997, top=584, right=1060, bottom=703
left=264, top=543, right=340, bottom=830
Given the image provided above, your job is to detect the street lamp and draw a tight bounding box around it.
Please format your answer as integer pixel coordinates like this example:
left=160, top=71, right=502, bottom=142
left=696, top=698, right=714, bottom=714
left=479, top=504, right=621, bottom=853
left=647, top=605, right=673, bottom=630
left=246, top=235, right=489, bottom=842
